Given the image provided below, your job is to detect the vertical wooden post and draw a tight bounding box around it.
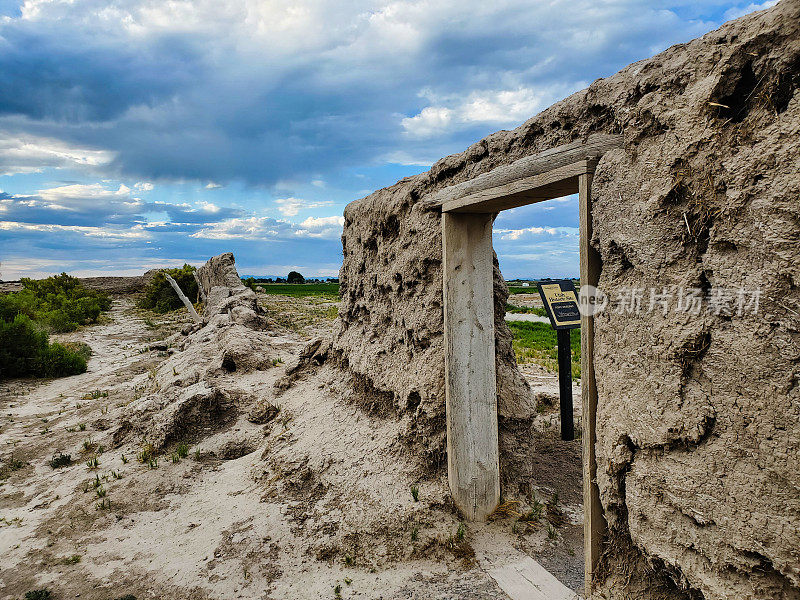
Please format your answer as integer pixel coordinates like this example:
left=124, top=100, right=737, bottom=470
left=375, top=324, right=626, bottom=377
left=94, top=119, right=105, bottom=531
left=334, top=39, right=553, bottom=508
left=579, top=172, right=605, bottom=596
left=442, top=211, right=500, bottom=522
left=164, top=272, right=202, bottom=324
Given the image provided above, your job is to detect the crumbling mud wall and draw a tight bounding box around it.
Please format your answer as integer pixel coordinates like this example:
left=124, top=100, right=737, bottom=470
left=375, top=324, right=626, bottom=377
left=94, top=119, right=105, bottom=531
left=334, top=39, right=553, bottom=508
left=118, top=253, right=276, bottom=451
left=333, top=2, right=800, bottom=598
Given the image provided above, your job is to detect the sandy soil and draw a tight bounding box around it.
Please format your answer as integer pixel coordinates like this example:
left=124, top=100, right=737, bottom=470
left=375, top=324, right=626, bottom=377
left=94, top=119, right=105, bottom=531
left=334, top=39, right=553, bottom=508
left=0, top=295, right=583, bottom=600
left=505, top=294, right=543, bottom=309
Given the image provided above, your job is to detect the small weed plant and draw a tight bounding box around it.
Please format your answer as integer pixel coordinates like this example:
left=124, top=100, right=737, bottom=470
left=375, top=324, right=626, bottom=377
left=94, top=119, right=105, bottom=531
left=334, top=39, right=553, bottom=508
left=49, top=453, right=72, bottom=469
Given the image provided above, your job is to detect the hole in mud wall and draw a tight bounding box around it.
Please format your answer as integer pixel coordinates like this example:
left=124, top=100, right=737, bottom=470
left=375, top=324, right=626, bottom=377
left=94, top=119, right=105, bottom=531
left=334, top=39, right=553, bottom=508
left=407, top=391, right=421, bottom=411
left=716, top=62, right=758, bottom=122
left=221, top=356, right=237, bottom=372
left=772, top=57, right=800, bottom=114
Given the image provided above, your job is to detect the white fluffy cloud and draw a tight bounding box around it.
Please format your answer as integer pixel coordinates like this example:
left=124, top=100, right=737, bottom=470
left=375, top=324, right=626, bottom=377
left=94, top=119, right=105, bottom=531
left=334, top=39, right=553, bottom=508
left=300, top=215, right=344, bottom=228
left=33, top=183, right=141, bottom=211
left=275, top=197, right=334, bottom=217
left=0, top=220, right=150, bottom=240
left=197, top=201, right=220, bottom=213
left=402, top=87, right=579, bottom=139
left=494, top=226, right=576, bottom=241
left=190, top=214, right=344, bottom=241
left=0, top=131, right=115, bottom=176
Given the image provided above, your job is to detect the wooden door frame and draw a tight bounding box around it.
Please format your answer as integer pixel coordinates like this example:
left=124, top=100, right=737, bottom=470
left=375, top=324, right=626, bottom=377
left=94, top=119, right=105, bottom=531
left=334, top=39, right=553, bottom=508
left=432, top=133, right=622, bottom=595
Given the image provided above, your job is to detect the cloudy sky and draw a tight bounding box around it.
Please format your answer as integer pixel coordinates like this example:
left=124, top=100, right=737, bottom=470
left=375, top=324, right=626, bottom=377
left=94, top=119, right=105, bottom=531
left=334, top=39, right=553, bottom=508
left=0, top=0, right=778, bottom=280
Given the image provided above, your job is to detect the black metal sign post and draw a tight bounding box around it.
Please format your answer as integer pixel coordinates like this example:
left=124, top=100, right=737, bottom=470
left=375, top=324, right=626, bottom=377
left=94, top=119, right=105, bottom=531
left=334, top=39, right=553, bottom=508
left=556, top=328, right=574, bottom=440
left=536, top=279, right=581, bottom=441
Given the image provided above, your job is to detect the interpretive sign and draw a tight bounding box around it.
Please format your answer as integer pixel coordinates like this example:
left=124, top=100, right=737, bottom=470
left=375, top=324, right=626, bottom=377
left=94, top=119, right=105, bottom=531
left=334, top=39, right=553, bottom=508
left=537, top=279, right=580, bottom=330
left=536, top=278, right=579, bottom=441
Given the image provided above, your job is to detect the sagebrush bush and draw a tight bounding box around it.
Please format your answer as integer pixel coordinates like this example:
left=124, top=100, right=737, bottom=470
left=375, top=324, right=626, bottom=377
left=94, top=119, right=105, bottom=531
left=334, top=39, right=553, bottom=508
left=137, top=264, right=199, bottom=313
left=0, top=274, right=104, bottom=380
left=1, top=273, right=111, bottom=333
left=0, top=314, right=87, bottom=379
left=0, top=292, right=32, bottom=322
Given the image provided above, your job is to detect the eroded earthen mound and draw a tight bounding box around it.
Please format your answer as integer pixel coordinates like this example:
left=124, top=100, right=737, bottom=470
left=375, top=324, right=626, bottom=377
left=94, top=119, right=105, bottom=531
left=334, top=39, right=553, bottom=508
left=116, top=253, right=277, bottom=452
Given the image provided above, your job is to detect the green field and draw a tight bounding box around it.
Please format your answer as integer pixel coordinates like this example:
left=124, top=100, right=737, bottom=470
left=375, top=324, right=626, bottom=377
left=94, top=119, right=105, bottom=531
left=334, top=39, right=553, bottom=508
left=508, top=285, right=538, bottom=294
left=255, top=283, right=340, bottom=299
left=506, top=302, right=547, bottom=316
left=507, top=320, right=580, bottom=380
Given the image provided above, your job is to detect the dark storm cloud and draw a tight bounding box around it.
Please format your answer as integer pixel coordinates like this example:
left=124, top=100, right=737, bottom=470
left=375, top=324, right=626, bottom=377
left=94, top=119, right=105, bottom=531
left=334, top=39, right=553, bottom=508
left=0, top=0, right=750, bottom=186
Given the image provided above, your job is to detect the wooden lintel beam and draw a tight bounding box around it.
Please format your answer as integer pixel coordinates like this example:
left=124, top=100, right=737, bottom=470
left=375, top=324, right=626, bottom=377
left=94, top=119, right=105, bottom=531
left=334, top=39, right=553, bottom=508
left=428, top=133, right=622, bottom=213
left=442, top=160, right=590, bottom=213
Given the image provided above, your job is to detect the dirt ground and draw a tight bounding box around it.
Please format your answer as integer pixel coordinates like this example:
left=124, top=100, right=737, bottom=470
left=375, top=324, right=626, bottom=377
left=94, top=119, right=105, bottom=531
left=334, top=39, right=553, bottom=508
left=0, top=293, right=583, bottom=600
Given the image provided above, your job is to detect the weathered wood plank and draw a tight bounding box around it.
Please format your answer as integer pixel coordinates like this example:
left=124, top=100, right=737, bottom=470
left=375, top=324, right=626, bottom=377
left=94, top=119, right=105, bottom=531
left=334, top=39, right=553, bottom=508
left=164, top=272, right=202, bottom=323
left=443, top=160, right=588, bottom=213
left=579, top=172, right=604, bottom=596
left=428, top=133, right=622, bottom=211
left=442, top=211, right=500, bottom=521
left=487, top=556, right=582, bottom=600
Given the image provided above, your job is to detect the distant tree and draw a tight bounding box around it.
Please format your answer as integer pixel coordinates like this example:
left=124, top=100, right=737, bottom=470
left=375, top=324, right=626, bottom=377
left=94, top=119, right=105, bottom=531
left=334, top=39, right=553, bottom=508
left=287, top=271, right=305, bottom=284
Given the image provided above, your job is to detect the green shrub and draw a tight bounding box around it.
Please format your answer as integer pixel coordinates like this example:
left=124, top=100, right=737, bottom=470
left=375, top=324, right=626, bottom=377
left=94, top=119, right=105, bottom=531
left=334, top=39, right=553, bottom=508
left=25, top=590, right=51, bottom=600
left=0, top=292, right=33, bottom=322
left=15, top=273, right=112, bottom=332
left=0, top=273, right=111, bottom=333
left=61, top=341, right=92, bottom=362
left=0, top=314, right=48, bottom=375
left=49, top=453, right=72, bottom=469
left=42, top=342, right=88, bottom=377
left=0, top=314, right=87, bottom=380
left=505, top=303, right=547, bottom=316
left=137, top=264, right=198, bottom=313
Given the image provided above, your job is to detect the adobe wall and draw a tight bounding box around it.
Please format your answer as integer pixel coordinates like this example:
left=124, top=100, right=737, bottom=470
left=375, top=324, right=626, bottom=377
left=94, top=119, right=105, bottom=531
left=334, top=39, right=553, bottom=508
left=332, top=2, right=800, bottom=598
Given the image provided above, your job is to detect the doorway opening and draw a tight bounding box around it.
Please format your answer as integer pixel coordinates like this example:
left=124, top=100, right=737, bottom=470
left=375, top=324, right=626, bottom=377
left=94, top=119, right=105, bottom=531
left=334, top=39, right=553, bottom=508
left=435, top=133, right=622, bottom=597
left=497, top=195, right=583, bottom=590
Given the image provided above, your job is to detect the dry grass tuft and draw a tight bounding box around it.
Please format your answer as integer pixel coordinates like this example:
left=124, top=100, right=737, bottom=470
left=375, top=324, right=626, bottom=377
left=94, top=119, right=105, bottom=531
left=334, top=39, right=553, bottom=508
left=488, top=499, right=521, bottom=521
